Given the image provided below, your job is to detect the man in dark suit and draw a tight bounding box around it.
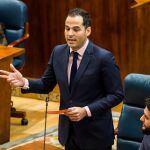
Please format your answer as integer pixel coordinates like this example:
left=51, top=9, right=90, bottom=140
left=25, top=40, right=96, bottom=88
left=139, top=97, right=150, bottom=150
left=0, top=8, right=124, bottom=150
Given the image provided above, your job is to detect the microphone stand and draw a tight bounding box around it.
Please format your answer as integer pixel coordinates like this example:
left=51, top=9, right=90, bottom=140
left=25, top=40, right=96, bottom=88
left=43, top=96, right=49, bottom=150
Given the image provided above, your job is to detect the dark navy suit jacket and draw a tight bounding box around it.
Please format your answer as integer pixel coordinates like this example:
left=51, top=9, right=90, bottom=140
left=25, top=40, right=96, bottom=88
left=139, top=135, right=150, bottom=150
left=22, top=41, right=124, bottom=149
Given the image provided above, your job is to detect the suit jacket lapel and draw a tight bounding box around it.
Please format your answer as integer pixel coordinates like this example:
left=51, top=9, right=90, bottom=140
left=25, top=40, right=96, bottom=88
left=71, top=42, right=93, bottom=94
left=61, top=47, right=70, bottom=94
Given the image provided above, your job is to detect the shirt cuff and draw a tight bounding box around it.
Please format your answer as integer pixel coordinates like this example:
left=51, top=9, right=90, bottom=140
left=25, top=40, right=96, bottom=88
left=84, top=106, right=92, bottom=117
left=22, top=78, right=29, bottom=89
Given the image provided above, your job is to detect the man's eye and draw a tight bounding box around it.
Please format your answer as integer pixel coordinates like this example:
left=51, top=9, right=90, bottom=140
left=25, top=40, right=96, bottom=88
left=73, top=28, right=80, bottom=32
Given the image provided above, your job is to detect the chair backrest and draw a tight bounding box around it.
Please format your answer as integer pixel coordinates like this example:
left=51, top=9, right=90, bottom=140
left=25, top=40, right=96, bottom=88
left=117, top=73, right=150, bottom=150
left=0, top=0, right=27, bottom=69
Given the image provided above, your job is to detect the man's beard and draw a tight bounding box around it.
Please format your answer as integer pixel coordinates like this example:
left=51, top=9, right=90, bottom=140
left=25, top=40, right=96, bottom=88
left=142, top=127, right=150, bottom=135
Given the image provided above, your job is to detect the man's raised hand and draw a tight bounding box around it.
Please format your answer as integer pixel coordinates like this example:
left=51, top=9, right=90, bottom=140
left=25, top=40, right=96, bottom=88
left=0, top=64, right=25, bottom=88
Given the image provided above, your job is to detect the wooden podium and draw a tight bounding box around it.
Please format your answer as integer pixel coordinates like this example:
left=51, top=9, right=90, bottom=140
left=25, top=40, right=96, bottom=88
left=0, top=45, right=25, bottom=144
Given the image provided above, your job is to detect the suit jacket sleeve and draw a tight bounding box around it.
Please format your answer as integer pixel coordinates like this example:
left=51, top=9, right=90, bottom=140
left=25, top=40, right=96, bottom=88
left=22, top=50, right=57, bottom=94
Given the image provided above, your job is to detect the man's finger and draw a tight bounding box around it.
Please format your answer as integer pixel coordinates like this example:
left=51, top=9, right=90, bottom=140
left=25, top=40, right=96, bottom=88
left=10, top=79, right=19, bottom=84
left=0, top=75, right=9, bottom=79
left=7, top=78, right=16, bottom=82
left=0, top=70, right=10, bottom=75
left=10, top=64, right=17, bottom=72
left=70, top=117, right=79, bottom=122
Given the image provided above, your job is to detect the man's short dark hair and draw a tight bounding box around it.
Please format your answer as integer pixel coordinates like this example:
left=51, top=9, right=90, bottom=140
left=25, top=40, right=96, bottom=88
left=67, top=8, right=91, bottom=28
left=145, top=97, right=150, bottom=111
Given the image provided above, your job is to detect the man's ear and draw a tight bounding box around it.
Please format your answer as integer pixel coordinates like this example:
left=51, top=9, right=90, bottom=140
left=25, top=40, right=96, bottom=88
left=86, top=26, right=91, bottom=37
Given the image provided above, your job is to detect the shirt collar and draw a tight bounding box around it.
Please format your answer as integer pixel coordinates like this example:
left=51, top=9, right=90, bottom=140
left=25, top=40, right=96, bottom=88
left=70, top=39, right=89, bottom=56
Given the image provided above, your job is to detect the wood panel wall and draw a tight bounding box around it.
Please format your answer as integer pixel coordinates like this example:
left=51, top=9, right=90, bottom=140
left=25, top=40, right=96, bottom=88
left=127, top=2, right=150, bottom=75
left=21, top=0, right=150, bottom=80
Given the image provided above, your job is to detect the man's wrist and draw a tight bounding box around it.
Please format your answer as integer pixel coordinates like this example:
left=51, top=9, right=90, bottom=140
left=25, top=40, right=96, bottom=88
left=22, top=78, right=29, bottom=89
left=84, top=106, right=92, bottom=117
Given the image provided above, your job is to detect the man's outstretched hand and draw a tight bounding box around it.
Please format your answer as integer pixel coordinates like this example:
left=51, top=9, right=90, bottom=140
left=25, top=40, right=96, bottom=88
left=0, top=64, right=25, bottom=88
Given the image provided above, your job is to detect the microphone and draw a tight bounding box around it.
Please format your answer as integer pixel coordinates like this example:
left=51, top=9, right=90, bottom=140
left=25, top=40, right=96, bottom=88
left=43, top=96, right=49, bottom=150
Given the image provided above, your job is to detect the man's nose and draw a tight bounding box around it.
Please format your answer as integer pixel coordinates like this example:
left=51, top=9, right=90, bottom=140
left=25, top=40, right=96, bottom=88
left=140, top=115, right=144, bottom=122
left=68, top=29, right=74, bottom=36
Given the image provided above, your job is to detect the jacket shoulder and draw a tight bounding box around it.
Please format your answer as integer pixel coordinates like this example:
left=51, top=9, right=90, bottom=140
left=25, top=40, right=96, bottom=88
left=54, top=44, right=68, bottom=52
left=92, top=43, right=113, bottom=59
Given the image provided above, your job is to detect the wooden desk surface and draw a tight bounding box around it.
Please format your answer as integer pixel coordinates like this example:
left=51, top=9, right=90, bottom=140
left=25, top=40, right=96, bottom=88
left=0, top=45, right=25, bottom=60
